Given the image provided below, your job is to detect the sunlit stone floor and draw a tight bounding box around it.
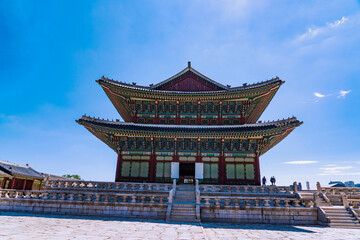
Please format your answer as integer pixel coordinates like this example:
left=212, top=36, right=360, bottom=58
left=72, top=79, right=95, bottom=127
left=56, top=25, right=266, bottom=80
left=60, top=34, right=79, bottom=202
left=1, top=212, right=359, bottom=240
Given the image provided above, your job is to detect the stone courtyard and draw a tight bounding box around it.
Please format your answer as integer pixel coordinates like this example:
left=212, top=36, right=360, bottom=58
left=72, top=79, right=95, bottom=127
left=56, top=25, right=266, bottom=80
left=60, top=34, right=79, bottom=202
left=1, top=212, right=359, bottom=240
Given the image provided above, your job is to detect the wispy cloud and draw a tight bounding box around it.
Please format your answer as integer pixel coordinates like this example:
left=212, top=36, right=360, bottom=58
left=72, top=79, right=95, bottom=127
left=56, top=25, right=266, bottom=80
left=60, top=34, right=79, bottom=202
left=297, top=16, right=348, bottom=41
left=338, top=90, right=351, bottom=98
left=319, top=166, right=353, bottom=175
left=314, top=92, right=326, bottom=98
left=284, top=161, right=318, bottom=165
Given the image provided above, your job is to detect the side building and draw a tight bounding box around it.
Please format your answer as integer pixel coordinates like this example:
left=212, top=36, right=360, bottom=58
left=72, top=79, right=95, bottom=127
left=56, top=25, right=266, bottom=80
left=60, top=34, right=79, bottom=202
left=77, top=62, right=302, bottom=185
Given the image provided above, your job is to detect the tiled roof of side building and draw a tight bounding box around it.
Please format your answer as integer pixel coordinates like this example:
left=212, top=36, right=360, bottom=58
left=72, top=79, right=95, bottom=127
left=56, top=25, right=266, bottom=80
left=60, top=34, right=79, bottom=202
left=77, top=116, right=302, bottom=134
left=0, top=160, right=44, bottom=179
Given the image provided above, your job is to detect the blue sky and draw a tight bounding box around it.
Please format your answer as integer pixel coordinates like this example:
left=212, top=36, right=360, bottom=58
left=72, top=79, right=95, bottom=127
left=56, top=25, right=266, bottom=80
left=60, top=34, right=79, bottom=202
left=1, top=1, right=359, bottom=187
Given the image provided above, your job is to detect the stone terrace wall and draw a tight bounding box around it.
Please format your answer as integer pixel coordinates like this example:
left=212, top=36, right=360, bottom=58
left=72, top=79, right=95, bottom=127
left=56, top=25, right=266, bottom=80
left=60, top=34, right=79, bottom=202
left=0, top=189, right=168, bottom=219
left=201, top=207, right=317, bottom=225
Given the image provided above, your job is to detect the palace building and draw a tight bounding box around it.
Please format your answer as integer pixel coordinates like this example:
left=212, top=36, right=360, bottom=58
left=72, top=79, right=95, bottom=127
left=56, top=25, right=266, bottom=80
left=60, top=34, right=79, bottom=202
left=77, top=62, right=302, bottom=185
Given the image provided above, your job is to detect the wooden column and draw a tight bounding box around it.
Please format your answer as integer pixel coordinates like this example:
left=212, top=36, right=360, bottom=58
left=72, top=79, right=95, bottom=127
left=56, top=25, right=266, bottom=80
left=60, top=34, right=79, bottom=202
left=196, top=138, right=201, bottom=162
left=218, top=101, right=223, bottom=125
left=254, top=155, right=261, bottom=185
left=115, top=153, right=122, bottom=182
left=148, top=137, right=155, bottom=182
left=176, top=101, right=180, bottom=124
left=22, top=179, right=27, bottom=190
left=10, top=178, right=15, bottom=189
left=218, top=138, right=225, bottom=184
left=1, top=177, right=7, bottom=188
left=197, top=101, right=201, bottom=125
left=155, top=101, right=159, bottom=124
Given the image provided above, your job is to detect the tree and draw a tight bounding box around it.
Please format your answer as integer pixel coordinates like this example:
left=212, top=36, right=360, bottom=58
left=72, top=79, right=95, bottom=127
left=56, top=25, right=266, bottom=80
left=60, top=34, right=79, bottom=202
left=62, top=174, right=81, bottom=180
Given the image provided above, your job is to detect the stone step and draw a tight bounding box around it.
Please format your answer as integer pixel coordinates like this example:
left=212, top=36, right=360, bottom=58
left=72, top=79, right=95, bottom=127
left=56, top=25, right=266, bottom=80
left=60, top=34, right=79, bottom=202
left=168, top=218, right=200, bottom=223
left=173, top=202, right=196, bottom=206
left=331, top=219, right=358, bottom=223
left=329, top=216, right=357, bottom=220
left=326, top=213, right=352, bottom=217
left=172, top=207, right=196, bottom=211
left=329, top=223, right=360, bottom=228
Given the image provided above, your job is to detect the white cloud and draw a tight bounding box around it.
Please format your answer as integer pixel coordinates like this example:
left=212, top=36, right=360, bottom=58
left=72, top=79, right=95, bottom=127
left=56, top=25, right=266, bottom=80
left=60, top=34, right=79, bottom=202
left=314, top=92, right=326, bottom=98
left=338, top=90, right=351, bottom=98
left=297, top=16, right=348, bottom=41
left=319, top=166, right=353, bottom=175
left=284, top=161, right=318, bottom=164
left=319, top=172, right=360, bottom=176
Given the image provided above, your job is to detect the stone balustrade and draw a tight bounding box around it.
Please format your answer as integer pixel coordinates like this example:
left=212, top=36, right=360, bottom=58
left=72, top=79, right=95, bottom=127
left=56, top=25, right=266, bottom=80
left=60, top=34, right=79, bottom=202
left=200, top=196, right=315, bottom=208
left=199, top=185, right=294, bottom=195
left=0, top=189, right=168, bottom=205
left=45, top=180, right=172, bottom=192
left=321, top=187, right=360, bottom=196
left=348, top=199, right=360, bottom=209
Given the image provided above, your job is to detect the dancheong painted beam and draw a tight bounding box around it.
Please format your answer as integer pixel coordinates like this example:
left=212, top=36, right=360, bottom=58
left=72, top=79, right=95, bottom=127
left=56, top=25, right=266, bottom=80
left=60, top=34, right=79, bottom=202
left=77, top=63, right=302, bottom=185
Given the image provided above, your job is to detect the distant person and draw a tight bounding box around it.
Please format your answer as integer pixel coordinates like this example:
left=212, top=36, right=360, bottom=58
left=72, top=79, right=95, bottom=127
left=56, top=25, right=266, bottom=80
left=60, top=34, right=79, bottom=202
left=262, top=176, right=267, bottom=186
left=298, top=182, right=302, bottom=191
left=270, top=176, right=276, bottom=186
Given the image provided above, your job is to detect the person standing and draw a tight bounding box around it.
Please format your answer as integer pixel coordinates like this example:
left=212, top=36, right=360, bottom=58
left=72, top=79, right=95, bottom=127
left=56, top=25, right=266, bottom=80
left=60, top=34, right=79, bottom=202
left=262, top=176, right=267, bottom=186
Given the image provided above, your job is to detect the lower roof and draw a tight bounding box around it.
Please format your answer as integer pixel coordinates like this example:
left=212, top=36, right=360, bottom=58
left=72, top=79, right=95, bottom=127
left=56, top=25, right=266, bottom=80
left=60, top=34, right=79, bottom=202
left=77, top=116, right=302, bottom=156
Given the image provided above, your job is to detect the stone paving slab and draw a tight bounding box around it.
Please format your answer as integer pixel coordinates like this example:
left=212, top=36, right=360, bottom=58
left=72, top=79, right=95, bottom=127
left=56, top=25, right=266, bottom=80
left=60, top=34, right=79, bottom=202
left=0, top=212, right=359, bottom=240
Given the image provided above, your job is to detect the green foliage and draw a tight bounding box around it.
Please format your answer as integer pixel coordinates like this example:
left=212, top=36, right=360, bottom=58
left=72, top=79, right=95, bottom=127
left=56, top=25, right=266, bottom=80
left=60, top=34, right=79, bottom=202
left=62, top=174, right=81, bottom=180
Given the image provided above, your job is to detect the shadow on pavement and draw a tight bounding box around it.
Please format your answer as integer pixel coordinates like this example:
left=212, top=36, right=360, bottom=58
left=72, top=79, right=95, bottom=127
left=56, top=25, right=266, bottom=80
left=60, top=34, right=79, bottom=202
left=1, top=211, right=321, bottom=233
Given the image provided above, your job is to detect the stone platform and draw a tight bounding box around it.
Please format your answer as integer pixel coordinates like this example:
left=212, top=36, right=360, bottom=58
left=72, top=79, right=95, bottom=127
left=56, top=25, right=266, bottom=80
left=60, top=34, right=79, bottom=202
left=1, top=212, right=360, bottom=240
left=0, top=180, right=359, bottom=228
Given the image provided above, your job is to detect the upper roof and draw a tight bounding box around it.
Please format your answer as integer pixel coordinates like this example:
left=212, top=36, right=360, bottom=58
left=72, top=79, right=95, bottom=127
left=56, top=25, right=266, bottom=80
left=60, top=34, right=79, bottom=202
left=0, top=160, right=44, bottom=179
left=96, top=64, right=284, bottom=123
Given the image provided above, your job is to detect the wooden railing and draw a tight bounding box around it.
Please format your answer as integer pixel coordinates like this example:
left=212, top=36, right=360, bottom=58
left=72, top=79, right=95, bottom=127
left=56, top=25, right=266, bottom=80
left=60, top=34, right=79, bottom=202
left=199, top=185, right=294, bottom=194
left=200, top=196, right=315, bottom=208
left=0, top=189, right=168, bottom=205
left=45, top=180, right=172, bottom=192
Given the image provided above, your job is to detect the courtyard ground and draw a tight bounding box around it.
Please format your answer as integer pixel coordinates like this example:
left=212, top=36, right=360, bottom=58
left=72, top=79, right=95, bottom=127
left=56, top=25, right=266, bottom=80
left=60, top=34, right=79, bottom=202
left=0, top=212, right=358, bottom=240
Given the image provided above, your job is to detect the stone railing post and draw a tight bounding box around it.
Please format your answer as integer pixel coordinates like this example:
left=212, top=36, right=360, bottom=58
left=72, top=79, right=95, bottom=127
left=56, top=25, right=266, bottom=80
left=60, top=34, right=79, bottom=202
left=293, top=181, right=298, bottom=194
left=341, top=193, right=349, bottom=208
left=173, top=179, right=176, bottom=196
left=316, top=182, right=321, bottom=193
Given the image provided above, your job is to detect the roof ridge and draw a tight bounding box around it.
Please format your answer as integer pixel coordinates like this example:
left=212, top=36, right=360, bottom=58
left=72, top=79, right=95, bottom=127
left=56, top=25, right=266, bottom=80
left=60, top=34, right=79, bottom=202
left=0, top=159, right=30, bottom=168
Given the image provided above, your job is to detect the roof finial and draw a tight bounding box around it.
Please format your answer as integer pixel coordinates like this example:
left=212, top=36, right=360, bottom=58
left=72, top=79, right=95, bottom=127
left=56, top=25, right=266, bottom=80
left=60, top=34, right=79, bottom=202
left=188, top=61, right=191, bottom=68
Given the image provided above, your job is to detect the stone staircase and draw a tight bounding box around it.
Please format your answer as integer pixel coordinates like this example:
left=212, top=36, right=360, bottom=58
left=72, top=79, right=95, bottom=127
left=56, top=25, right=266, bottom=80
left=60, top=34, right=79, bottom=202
left=168, top=184, right=200, bottom=222
left=322, top=207, right=360, bottom=229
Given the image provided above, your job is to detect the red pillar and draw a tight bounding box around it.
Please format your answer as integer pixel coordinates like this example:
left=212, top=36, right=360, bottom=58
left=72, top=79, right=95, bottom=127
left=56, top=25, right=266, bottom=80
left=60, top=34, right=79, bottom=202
left=219, top=156, right=225, bottom=184
left=148, top=154, right=156, bottom=183
left=254, top=156, right=261, bottom=185
left=1, top=177, right=7, bottom=188
left=22, top=179, right=27, bottom=190
left=115, top=153, right=122, bottom=182
left=10, top=178, right=15, bottom=189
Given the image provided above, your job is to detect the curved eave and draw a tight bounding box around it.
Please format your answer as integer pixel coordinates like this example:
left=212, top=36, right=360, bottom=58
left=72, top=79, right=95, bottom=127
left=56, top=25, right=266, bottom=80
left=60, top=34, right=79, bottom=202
left=76, top=116, right=302, bottom=155
left=97, top=78, right=284, bottom=123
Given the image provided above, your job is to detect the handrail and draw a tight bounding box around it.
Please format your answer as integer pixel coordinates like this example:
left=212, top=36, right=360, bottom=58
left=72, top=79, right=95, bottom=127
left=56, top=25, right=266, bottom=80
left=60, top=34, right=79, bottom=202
left=200, top=195, right=315, bottom=208
left=0, top=189, right=168, bottom=205
left=199, top=184, right=294, bottom=194
left=45, top=180, right=172, bottom=192
left=195, top=179, right=200, bottom=220
left=172, top=179, right=176, bottom=196
left=166, top=189, right=174, bottom=221
left=348, top=207, right=360, bottom=223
